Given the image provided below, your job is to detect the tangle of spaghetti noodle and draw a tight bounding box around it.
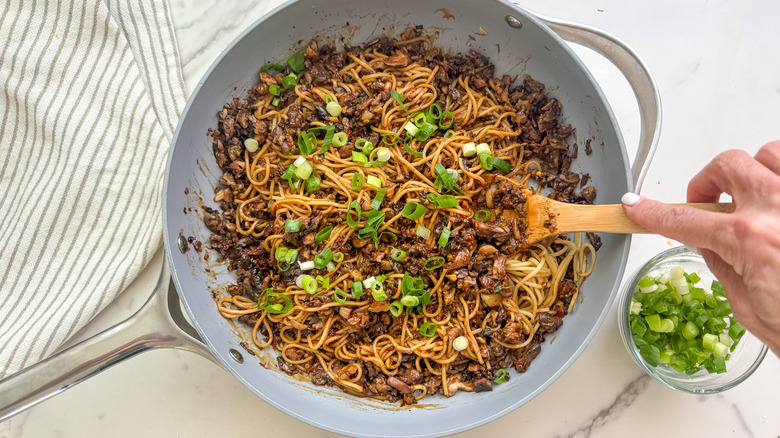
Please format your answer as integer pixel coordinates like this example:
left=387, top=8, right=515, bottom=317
left=205, top=27, right=598, bottom=404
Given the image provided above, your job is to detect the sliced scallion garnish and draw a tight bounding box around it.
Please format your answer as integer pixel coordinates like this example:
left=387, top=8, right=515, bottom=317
left=401, top=201, right=427, bottom=220
left=391, top=89, right=407, bottom=111
left=438, top=227, right=451, bottom=247
left=423, top=256, right=445, bottom=270
left=350, top=173, right=365, bottom=190
left=314, top=226, right=333, bottom=243
left=284, top=219, right=302, bottom=233
left=287, top=52, right=306, bottom=73
left=419, top=322, right=438, bottom=337
left=474, top=209, right=491, bottom=222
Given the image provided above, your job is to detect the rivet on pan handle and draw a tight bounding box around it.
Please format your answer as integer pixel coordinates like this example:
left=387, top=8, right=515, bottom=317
left=523, top=12, right=663, bottom=193
left=0, top=260, right=213, bottom=423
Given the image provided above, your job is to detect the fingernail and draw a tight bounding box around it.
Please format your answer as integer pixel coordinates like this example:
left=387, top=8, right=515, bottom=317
left=686, top=245, right=700, bottom=255
left=621, top=192, right=641, bottom=206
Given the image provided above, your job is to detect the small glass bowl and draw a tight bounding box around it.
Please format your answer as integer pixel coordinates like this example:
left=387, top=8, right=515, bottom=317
left=617, top=246, right=768, bottom=393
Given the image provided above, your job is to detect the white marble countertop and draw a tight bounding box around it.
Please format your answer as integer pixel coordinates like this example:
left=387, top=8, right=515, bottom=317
left=3, top=0, right=779, bottom=436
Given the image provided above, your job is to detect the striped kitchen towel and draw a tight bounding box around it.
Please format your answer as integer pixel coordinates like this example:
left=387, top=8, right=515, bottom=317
left=0, top=0, right=186, bottom=377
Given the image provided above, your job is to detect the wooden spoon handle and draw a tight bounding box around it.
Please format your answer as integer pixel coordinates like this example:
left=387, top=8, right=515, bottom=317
left=553, top=202, right=735, bottom=234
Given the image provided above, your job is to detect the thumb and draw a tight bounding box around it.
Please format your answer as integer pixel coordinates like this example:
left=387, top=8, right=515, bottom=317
left=620, top=192, right=735, bottom=252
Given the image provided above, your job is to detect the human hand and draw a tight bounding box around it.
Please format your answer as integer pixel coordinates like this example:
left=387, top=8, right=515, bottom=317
left=621, top=141, right=780, bottom=356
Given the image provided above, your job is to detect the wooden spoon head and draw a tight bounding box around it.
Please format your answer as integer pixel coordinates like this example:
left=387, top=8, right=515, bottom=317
left=520, top=187, right=559, bottom=246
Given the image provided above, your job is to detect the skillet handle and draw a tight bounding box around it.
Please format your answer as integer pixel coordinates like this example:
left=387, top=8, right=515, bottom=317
left=0, top=261, right=213, bottom=422
left=537, top=14, right=662, bottom=193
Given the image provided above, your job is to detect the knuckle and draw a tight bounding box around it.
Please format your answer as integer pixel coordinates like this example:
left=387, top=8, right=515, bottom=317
left=654, top=205, right=696, bottom=235
left=755, top=141, right=780, bottom=164
left=713, top=149, right=750, bottom=170
left=730, top=214, right=762, bottom=243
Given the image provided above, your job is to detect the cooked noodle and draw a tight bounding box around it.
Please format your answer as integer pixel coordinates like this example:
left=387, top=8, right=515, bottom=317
left=205, top=28, right=598, bottom=404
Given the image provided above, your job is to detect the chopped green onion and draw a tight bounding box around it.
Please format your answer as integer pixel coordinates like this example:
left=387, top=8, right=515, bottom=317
left=366, top=175, right=382, bottom=188
left=419, top=322, right=438, bottom=337
left=355, top=138, right=374, bottom=153
left=331, top=131, right=348, bottom=148
left=491, top=157, right=513, bottom=173
left=305, top=175, right=320, bottom=192
left=428, top=103, right=443, bottom=120
left=332, top=288, right=347, bottom=304
left=433, top=194, right=458, bottom=208
left=380, top=231, right=397, bottom=244
left=325, top=100, right=342, bottom=117
left=352, top=151, right=368, bottom=164
left=347, top=201, right=362, bottom=228
left=333, top=251, right=344, bottom=262
left=382, top=133, right=400, bottom=145
left=401, top=201, right=428, bottom=220
left=424, top=256, right=445, bottom=270
left=434, top=163, right=459, bottom=193
left=375, top=147, right=391, bottom=162
left=294, top=160, right=313, bottom=179
left=314, top=226, right=333, bottom=243
left=371, top=285, right=388, bottom=301
left=629, top=270, right=744, bottom=375
left=443, top=129, right=456, bottom=139
left=316, top=275, right=329, bottom=289
left=438, top=111, right=454, bottom=129
left=493, top=368, right=507, bottom=384
left=462, top=142, right=476, bottom=157
left=713, top=341, right=729, bottom=358
left=281, top=73, right=297, bottom=89
left=271, top=97, right=280, bottom=106
left=476, top=142, right=491, bottom=155
left=438, top=227, right=451, bottom=247
left=415, top=122, right=437, bottom=141
left=474, top=209, right=491, bottom=222
left=350, top=173, right=365, bottom=190
left=244, top=138, right=259, bottom=153
left=260, top=63, right=285, bottom=73
left=389, top=300, right=404, bottom=317
left=404, top=142, right=423, bottom=157
left=415, top=224, right=431, bottom=239
left=288, top=52, right=306, bottom=73
left=391, top=89, right=407, bottom=111
left=285, top=248, right=299, bottom=264
left=452, top=335, right=469, bottom=351
left=284, top=219, right=302, bottom=233
left=479, top=153, right=494, bottom=171
left=370, top=188, right=386, bottom=210
left=351, top=281, right=364, bottom=298
left=268, top=84, right=280, bottom=96
left=260, top=290, right=293, bottom=314
left=281, top=165, right=297, bottom=182
left=390, top=247, right=407, bottom=261
left=275, top=246, right=289, bottom=261
left=301, top=275, right=318, bottom=294
left=404, top=121, right=420, bottom=137
left=313, top=248, right=334, bottom=269
left=400, top=295, right=419, bottom=307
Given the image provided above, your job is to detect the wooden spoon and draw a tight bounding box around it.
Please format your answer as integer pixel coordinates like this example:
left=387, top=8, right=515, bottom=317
left=517, top=189, right=735, bottom=246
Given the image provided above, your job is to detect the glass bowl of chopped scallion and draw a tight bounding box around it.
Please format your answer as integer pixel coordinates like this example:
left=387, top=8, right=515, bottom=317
left=618, top=246, right=767, bottom=393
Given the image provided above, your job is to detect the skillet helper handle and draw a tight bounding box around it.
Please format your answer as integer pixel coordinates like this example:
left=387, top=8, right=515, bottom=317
left=538, top=14, right=662, bottom=193
left=0, top=261, right=212, bottom=422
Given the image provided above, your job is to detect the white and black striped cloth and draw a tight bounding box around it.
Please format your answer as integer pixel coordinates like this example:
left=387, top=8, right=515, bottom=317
left=0, top=0, right=186, bottom=377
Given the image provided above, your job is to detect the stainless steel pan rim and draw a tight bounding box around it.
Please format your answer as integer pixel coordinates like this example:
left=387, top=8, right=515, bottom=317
left=0, top=1, right=660, bottom=436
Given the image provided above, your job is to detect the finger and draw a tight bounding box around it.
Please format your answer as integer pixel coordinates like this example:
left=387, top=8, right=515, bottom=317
left=621, top=194, right=738, bottom=258
left=754, top=140, right=780, bottom=175
left=688, top=149, right=776, bottom=203
left=698, top=248, right=752, bottom=322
